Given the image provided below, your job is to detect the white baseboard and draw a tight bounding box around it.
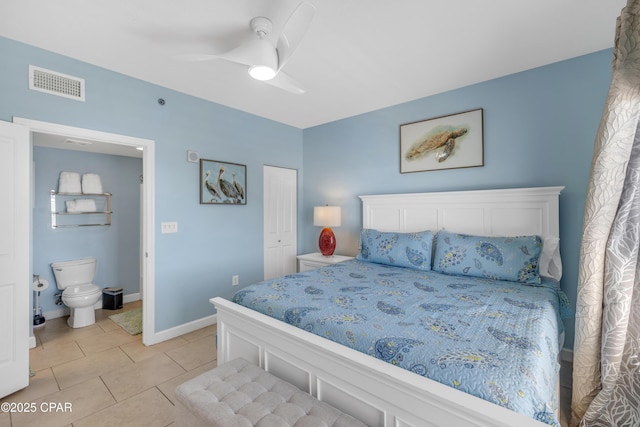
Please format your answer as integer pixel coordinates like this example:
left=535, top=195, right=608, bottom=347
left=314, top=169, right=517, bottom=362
left=42, top=292, right=141, bottom=320
left=146, top=314, right=217, bottom=346
left=123, top=293, right=140, bottom=304
left=561, top=347, right=573, bottom=362
left=43, top=306, right=70, bottom=320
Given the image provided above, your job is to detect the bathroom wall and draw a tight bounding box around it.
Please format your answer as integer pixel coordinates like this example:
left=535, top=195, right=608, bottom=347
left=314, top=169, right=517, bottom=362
left=32, top=146, right=143, bottom=316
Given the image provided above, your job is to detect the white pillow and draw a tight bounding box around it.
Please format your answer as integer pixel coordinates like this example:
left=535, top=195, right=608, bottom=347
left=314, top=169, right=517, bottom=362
left=539, top=236, right=562, bottom=281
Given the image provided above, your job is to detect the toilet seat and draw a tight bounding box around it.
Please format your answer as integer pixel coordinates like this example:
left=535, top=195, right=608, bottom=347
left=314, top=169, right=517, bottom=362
left=62, top=284, right=101, bottom=298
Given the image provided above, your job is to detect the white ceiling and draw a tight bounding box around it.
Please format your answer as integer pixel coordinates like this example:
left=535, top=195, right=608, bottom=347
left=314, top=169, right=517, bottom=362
left=0, top=0, right=627, bottom=130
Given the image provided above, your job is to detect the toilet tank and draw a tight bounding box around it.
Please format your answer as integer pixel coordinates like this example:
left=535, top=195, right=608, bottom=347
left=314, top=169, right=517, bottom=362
left=51, top=258, right=97, bottom=290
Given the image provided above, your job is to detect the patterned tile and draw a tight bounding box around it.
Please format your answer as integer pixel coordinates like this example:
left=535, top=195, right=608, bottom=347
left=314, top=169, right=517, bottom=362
left=119, top=336, right=188, bottom=363
left=0, top=368, right=59, bottom=404
left=52, top=347, right=133, bottom=390
left=28, top=340, right=85, bottom=372
left=95, top=318, right=122, bottom=333
left=75, top=328, right=140, bottom=355
left=180, top=324, right=216, bottom=342
left=156, top=359, right=218, bottom=405
left=9, top=377, right=115, bottom=427
left=0, top=412, right=10, bottom=427
left=36, top=318, right=103, bottom=348
left=72, top=387, right=174, bottom=427
left=165, top=335, right=216, bottom=371
left=101, top=353, right=185, bottom=401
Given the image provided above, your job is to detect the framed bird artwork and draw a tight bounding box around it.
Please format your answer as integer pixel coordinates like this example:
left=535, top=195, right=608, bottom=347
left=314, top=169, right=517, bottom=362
left=200, top=159, right=246, bottom=205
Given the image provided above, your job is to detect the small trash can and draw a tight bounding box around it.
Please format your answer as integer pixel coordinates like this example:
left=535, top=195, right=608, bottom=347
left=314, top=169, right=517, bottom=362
left=102, top=287, right=123, bottom=310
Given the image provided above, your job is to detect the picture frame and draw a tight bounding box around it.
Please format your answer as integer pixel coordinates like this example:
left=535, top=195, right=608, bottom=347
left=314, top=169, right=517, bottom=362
left=400, top=108, right=484, bottom=173
left=200, top=159, right=246, bottom=205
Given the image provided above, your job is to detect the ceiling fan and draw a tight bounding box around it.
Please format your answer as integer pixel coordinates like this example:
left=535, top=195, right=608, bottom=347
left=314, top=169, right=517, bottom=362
left=179, top=2, right=315, bottom=94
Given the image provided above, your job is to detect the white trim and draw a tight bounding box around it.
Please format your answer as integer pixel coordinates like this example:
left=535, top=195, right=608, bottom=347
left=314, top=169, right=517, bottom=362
left=123, top=293, right=141, bottom=304
left=146, top=315, right=217, bottom=346
left=12, top=117, right=158, bottom=346
left=561, top=347, right=574, bottom=363
left=43, top=307, right=70, bottom=320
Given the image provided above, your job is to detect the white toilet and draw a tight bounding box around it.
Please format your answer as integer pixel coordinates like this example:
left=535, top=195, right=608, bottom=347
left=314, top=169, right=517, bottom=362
left=51, top=258, right=102, bottom=328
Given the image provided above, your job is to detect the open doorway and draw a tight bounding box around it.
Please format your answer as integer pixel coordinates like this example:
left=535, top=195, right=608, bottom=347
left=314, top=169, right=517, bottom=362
left=14, top=118, right=158, bottom=346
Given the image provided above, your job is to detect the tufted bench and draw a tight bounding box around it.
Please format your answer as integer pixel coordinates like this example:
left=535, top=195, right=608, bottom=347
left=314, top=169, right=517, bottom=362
left=174, top=358, right=367, bottom=427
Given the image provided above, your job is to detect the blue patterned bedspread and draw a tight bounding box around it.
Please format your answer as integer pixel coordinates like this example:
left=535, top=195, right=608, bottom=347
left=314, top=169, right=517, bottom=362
left=232, top=260, right=570, bottom=426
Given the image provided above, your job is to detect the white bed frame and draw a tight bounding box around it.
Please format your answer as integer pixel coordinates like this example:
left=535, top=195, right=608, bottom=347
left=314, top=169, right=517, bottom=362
left=211, top=186, right=564, bottom=427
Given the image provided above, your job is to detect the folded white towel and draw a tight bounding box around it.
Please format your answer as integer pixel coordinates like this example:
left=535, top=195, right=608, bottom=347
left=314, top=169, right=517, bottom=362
left=82, top=173, right=103, bottom=194
left=58, top=171, right=82, bottom=193
left=66, top=199, right=97, bottom=213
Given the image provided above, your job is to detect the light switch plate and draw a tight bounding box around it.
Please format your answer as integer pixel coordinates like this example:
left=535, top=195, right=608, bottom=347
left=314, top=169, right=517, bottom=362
left=161, top=222, right=178, bottom=234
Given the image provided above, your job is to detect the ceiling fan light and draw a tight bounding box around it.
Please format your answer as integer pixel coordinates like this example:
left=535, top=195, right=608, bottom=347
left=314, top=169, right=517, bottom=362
left=249, top=65, right=277, bottom=81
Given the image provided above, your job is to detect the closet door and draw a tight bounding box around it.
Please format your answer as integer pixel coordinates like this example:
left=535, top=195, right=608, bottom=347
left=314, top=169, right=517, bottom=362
left=263, top=166, right=297, bottom=280
left=0, top=120, right=30, bottom=398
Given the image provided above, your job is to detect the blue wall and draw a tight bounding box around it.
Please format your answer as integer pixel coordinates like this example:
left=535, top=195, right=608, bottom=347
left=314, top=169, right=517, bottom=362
left=0, top=36, right=303, bottom=332
left=301, top=49, right=613, bottom=350
left=32, top=147, right=142, bottom=315
left=1, top=35, right=614, bottom=348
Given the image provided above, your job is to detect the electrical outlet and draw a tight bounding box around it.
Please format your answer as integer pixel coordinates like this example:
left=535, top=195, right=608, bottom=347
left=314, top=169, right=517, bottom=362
left=232, top=275, right=239, bottom=286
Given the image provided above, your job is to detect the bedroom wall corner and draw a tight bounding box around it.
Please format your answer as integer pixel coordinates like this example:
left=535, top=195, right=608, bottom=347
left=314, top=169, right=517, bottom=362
left=301, top=48, right=615, bottom=351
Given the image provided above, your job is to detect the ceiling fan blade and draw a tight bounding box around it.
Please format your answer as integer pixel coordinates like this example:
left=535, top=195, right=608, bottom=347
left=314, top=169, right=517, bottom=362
left=276, top=1, right=315, bottom=71
left=172, top=46, right=254, bottom=66
left=214, top=41, right=261, bottom=67
left=263, top=71, right=306, bottom=94
left=173, top=53, right=219, bottom=62
left=176, top=39, right=277, bottom=72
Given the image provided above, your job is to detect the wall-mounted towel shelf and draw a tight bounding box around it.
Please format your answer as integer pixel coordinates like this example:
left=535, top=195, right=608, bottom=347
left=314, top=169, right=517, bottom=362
left=50, top=190, right=112, bottom=228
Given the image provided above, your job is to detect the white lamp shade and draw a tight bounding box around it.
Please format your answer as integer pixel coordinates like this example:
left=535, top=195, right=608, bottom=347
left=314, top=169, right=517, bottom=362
left=314, top=206, right=341, bottom=227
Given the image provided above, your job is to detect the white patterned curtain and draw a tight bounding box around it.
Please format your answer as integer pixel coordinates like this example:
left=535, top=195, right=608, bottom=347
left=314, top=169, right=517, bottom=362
left=572, top=0, right=640, bottom=426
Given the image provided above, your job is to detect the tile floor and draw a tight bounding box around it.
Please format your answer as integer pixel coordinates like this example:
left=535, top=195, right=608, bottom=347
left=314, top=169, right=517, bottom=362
left=1, top=300, right=573, bottom=427
left=0, top=301, right=217, bottom=427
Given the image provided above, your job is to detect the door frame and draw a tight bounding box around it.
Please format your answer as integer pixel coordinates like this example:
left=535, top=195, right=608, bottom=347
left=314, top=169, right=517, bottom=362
left=13, top=118, right=158, bottom=346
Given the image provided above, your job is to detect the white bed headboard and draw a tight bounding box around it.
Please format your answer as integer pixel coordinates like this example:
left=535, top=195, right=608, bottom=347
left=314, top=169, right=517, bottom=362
left=360, top=186, right=563, bottom=238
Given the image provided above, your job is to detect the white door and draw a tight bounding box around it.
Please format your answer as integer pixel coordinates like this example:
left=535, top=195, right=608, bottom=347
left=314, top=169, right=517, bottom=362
left=263, top=166, right=297, bottom=280
left=0, top=120, right=30, bottom=397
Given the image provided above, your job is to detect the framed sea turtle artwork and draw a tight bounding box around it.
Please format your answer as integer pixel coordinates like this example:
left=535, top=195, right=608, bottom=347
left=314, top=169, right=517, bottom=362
left=200, top=159, right=246, bottom=205
left=400, top=108, right=484, bottom=173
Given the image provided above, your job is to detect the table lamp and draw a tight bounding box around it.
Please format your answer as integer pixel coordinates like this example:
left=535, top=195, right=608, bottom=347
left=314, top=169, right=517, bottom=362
left=313, top=206, right=341, bottom=256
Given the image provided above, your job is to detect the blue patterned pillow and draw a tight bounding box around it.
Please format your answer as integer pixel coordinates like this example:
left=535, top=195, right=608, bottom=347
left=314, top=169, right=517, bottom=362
left=356, top=229, right=433, bottom=271
left=433, top=231, right=543, bottom=284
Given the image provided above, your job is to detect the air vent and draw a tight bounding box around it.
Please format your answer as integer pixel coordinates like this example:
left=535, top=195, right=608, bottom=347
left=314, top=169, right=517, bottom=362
left=29, top=65, right=85, bottom=101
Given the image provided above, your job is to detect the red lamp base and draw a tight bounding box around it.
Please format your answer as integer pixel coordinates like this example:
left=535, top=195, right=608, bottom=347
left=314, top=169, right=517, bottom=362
left=318, top=227, right=336, bottom=256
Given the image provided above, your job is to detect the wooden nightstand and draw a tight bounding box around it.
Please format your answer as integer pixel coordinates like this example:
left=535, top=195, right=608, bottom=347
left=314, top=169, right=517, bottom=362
left=297, top=252, right=355, bottom=272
